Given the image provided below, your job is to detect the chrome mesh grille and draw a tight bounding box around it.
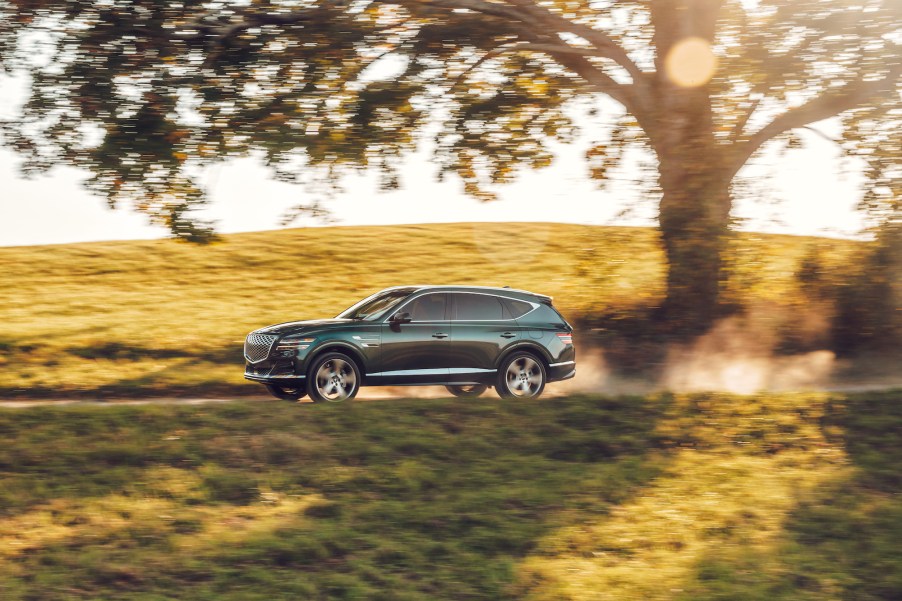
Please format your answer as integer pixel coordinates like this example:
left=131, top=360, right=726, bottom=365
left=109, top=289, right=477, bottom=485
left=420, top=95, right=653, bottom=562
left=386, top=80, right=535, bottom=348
left=244, top=333, right=277, bottom=363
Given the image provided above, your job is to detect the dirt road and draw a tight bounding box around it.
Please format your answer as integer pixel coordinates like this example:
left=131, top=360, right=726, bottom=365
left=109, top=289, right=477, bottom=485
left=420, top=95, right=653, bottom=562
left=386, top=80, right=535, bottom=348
left=1, top=382, right=899, bottom=408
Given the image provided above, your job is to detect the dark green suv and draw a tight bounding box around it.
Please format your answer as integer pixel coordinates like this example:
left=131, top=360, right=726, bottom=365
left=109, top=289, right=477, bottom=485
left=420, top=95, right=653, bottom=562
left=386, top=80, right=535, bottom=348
left=244, top=285, right=575, bottom=402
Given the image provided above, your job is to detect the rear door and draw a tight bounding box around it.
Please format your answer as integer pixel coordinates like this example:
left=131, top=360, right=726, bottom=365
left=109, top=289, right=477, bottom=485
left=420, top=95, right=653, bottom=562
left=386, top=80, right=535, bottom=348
left=448, top=292, right=522, bottom=380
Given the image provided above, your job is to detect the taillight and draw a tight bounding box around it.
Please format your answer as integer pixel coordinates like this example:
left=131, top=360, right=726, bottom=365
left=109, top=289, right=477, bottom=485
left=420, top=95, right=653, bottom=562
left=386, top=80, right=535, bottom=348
left=556, top=332, right=573, bottom=345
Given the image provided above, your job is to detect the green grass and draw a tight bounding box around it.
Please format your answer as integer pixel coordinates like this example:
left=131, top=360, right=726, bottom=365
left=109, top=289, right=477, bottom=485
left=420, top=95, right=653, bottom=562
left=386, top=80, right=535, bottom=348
left=1, top=391, right=900, bottom=600
left=0, top=222, right=861, bottom=398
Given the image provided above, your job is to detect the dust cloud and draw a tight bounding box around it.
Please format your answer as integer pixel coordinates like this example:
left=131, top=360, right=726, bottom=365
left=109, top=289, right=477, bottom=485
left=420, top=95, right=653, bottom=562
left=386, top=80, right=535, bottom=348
left=564, top=316, right=843, bottom=396
left=542, top=315, right=844, bottom=396
left=658, top=318, right=836, bottom=394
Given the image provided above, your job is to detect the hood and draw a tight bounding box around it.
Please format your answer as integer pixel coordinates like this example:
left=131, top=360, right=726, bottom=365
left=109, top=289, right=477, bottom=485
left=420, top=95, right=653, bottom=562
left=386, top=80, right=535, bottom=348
left=256, top=318, right=353, bottom=336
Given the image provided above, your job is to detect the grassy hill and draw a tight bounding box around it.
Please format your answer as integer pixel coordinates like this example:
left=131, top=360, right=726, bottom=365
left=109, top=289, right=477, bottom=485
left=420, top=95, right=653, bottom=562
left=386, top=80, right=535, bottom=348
left=1, top=391, right=900, bottom=600
left=0, top=222, right=861, bottom=398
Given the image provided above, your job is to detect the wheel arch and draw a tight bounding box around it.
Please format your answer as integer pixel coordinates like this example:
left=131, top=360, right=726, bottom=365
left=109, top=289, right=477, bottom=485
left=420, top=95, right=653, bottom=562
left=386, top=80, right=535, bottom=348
left=306, top=342, right=367, bottom=376
left=495, top=342, right=552, bottom=370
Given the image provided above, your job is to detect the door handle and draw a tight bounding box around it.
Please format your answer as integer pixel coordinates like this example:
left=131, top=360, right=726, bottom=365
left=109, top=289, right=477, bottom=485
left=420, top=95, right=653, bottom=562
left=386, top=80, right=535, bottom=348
left=432, top=332, right=449, bottom=339
left=500, top=332, right=516, bottom=338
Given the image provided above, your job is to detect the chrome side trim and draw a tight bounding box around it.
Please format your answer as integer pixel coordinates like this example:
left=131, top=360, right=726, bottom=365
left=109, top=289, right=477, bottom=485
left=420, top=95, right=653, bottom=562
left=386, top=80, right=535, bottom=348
left=449, top=367, right=497, bottom=374
left=352, top=335, right=381, bottom=348
left=367, top=368, right=449, bottom=377
left=549, top=361, right=575, bottom=367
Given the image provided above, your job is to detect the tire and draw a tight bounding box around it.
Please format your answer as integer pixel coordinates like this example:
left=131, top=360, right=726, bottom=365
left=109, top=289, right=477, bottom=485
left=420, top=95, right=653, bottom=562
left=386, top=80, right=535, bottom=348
left=264, top=384, right=307, bottom=401
left=307, top=352, right=361, bottom=403
left=445, top=384, right=488, bottom=398
left=496, top=352, right=546, bottom=399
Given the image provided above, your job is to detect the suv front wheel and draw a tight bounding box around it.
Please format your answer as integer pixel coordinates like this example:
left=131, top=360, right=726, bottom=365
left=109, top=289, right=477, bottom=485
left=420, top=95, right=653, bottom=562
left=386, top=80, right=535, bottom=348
left=308, top=352, right=361, bottom=403
left=497, top=352, right=546, bottom=399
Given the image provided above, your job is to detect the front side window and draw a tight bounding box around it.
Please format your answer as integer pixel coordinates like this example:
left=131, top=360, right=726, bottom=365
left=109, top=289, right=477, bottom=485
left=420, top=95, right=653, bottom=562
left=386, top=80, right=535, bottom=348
left=337, top=288, right=416, bottom=321
left=453, top=293, right=503, bottom=321
left=405, top=294, right=447, bottom=321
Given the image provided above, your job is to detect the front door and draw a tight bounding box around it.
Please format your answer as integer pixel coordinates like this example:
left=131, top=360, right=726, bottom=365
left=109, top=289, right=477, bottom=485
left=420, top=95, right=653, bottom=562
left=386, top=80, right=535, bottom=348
left=375, top=292, right=450, bottom=384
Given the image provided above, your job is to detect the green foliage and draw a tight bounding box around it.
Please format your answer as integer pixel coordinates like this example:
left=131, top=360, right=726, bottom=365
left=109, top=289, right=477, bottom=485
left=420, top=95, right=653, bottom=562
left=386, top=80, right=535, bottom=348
left=0, top=0, right=897, bottom=231
left=0, top=391, right=901, bottom=600
left=832, top=226, right=902, bottom=355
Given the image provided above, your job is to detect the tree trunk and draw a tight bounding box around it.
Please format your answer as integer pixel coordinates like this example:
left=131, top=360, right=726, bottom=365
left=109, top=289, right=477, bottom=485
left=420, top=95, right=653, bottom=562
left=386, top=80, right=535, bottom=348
left=650, top=86, right=732, bottom=338
left=642, top=0, right=733, bottom=338
left=657, top=157, right=732, bottom=337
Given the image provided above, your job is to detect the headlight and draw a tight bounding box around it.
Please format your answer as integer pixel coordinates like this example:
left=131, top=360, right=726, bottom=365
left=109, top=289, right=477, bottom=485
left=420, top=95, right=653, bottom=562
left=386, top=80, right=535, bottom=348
left=276, top=337, right=315, bottom=353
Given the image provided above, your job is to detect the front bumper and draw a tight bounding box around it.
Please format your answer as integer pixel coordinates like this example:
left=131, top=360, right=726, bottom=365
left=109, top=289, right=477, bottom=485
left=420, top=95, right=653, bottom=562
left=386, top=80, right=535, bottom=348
left=245, top=374, right=307, bottom=385
left=244, top=360, right=306, bottom=385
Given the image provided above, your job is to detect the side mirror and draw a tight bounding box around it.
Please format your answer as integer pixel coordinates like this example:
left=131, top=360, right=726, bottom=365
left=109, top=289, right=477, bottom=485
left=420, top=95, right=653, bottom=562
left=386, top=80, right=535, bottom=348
left=391, top=311, right=412, bottom=324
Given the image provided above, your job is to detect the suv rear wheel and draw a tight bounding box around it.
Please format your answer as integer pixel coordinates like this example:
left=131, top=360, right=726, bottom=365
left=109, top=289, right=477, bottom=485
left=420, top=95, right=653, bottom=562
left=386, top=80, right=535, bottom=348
left=497, top=352, right=546, bottom=399
left=308, top=352, right=361, bottom=403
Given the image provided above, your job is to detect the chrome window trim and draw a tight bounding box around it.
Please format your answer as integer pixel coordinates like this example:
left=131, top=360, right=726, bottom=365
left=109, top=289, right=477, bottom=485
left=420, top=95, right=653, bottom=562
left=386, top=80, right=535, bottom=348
left=383, top=290, right=541, bottom=323
left=449, top=291, right=539, bottom=322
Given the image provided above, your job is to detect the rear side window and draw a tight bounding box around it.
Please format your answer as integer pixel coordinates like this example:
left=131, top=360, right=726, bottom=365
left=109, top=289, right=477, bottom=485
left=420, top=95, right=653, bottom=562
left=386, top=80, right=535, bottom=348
left=454, top=294, right=503, bottom=320
left=406, top=294, right=447, bottom=321
left=501, top=298, right=533, bottom=319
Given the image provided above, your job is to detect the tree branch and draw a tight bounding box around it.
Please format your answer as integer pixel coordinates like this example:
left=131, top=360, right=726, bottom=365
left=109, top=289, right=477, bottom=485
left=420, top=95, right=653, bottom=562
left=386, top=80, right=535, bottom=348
left=413, top=0, right=645, bottom=110
left=544, top=50, right=635, bottom=111
left=729, top=64, right=902, bottom=178
left=503, top=0, right=644, bottom=83
left=508, top=41, right=633, bottom=58
left=729, top=95, right=761, bottom=142
left=173, top=11, right=317, bottom=41
left=801, top=126, right=840, bottom=146
left=445, top=38, right=634, bottom=109
left=419, top=0, right=531, bottom=22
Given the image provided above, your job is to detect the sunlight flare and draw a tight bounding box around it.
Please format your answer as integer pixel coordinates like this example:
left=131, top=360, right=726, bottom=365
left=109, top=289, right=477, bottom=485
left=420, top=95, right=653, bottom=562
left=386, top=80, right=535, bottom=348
left=665, top=37, right=718, bottom=87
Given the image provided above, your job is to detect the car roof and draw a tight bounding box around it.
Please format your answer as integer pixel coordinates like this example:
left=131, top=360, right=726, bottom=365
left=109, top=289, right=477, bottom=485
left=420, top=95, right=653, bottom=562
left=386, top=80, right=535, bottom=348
left=380, top=284, right=553, bottom=305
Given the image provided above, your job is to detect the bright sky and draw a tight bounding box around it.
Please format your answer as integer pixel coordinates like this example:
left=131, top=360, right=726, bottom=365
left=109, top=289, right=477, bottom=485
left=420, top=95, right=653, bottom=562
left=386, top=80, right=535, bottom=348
left=0, top=68, right=867, bottom=247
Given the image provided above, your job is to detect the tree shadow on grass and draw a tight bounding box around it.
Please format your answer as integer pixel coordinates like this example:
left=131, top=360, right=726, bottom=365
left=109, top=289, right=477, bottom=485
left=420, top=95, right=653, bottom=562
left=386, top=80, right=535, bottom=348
left=675, top=390, right=902, bottom=601
left=62, top=342, right=244, bottom=365
left=0, top=342, right=252, bottom=399
left=0, top=395, right=675, bottom=600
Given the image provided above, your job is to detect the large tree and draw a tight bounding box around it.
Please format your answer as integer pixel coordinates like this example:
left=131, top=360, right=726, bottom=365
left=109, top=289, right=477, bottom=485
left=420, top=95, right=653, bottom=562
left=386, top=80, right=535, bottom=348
left=1, top=0, right=899, bottom=333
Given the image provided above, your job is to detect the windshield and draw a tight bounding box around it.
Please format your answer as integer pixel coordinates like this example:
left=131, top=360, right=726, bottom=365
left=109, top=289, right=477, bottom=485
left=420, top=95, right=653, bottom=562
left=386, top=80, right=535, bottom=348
left=336, top=288, right=416, bottom=321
